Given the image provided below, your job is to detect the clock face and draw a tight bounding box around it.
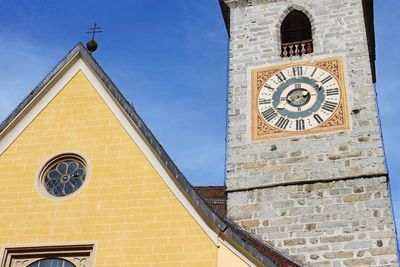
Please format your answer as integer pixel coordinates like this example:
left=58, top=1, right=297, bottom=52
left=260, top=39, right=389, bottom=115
left=258, top=65, right=340, bottom=131
left=252, top=57, right=349, bottom=140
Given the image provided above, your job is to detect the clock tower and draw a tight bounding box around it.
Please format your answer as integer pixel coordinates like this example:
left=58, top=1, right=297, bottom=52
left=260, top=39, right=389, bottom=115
left=220, top=0, right=398, bottom=266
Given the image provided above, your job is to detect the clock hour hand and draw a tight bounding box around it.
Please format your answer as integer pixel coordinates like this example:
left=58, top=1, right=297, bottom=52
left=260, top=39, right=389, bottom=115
left=276, top=101, right=287, bottom=109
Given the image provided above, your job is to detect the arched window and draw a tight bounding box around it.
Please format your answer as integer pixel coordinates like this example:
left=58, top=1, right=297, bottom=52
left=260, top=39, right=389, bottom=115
left=3, top=245, right=94, bottom=267
left=281, top=10, right=313, bottom=57
left=28, top=258, right=76, bottom=267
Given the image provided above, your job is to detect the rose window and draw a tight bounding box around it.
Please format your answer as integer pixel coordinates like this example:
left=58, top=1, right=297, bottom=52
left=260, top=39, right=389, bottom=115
left=40, top=154, right=87, bottom=198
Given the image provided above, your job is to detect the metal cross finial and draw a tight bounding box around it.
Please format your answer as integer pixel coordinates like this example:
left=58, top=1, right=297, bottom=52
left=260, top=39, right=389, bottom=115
left=85, top=23, right=103, bottom=53
left=86, top=22, right=103, bottom=40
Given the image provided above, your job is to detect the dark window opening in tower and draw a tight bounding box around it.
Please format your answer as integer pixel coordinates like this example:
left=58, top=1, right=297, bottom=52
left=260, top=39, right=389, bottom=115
left=281, top=10, right=313, bottom=57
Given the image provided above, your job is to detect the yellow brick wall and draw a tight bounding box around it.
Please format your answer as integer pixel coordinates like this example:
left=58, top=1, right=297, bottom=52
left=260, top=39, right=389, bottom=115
left=0, top=70, right=219, bottom=266
left=218, top=243, right=252, bottom=267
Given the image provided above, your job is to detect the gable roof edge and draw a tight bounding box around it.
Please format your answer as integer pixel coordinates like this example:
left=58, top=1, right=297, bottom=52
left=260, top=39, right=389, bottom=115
left=0, top=43, right=304, bottom=267
left=0, top=45, right=81, bottom=136
left=78, top=45, right=303, bottom=266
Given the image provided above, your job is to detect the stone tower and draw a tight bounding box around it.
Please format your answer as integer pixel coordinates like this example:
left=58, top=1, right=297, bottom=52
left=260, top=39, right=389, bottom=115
left=219, top=0, right=399, bottom=266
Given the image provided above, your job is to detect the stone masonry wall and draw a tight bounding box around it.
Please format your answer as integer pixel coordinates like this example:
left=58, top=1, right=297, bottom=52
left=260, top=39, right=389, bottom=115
left=222, top=0, right=398, bottom=265
left=228, top=176, right=398, bottom=267
left=224, top=0, right=386, bottom=190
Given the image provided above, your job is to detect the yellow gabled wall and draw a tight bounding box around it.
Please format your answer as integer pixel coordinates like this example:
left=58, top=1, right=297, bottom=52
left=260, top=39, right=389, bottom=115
left=0, top=69, right=221, bottom=266
left=218, top=242, right=255, bottom=267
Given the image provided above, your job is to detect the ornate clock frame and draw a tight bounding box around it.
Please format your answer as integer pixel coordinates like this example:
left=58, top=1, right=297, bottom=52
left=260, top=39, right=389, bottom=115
left=251, top=56, right=350, bottom=140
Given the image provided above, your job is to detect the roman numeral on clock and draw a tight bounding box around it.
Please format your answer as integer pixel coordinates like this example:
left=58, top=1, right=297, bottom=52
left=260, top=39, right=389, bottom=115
left=275, top=72, right=287, bottom=83
left=326, top=88, right=339, bottom=96
left=322, top=101, right=337, bottom=112
left=292, top=66, right=303, bottom=77
left=258, top=98, right=271, bottom=105
left=264, top=84, right=275, bottom=92
left=310, top=68, right=318, bottom=77
left=296, top=119, right=305, bottom=131
left=261, top=108, right=278, bottom=121
left=321, top=75, right=333, bottom=84
left=313, top=114, right=323, bottom=124
left=275, top=117, right=289, bottom=129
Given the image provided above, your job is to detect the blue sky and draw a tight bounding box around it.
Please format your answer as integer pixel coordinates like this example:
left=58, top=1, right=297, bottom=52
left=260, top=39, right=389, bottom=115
left=0, top=1, right=399, bottom=232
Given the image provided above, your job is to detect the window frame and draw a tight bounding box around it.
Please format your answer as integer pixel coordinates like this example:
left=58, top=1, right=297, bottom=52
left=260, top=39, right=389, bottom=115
left=35, top=152, right=91, bottom=201
left=1, top=244, right=95, bottom=267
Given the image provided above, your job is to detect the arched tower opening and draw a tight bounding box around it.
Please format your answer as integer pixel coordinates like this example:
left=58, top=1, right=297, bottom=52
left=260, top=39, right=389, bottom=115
left=281, top=10, right=313, bottom=57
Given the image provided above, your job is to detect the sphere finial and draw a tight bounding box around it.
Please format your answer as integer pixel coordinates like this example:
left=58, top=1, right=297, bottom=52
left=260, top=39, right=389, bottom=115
left=85, top=22, right=103, bottom=53
left=86, top=39, right=98, bottom=53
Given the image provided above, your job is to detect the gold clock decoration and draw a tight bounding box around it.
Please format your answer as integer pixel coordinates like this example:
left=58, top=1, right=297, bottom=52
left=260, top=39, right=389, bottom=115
left=252, top=57, right=349, bottom=140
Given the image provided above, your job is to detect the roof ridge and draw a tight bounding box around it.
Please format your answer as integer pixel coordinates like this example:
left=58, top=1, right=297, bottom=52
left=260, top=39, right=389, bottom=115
left=0, top=43, right=304, bottom=267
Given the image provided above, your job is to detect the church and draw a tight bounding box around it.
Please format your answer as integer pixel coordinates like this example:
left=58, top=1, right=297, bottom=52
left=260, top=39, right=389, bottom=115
left=0, top=0, right=397, bottom=266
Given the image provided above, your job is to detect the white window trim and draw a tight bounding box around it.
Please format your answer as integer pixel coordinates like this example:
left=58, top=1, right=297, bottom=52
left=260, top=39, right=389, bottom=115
left=1, top=243, right=96, bottom=267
